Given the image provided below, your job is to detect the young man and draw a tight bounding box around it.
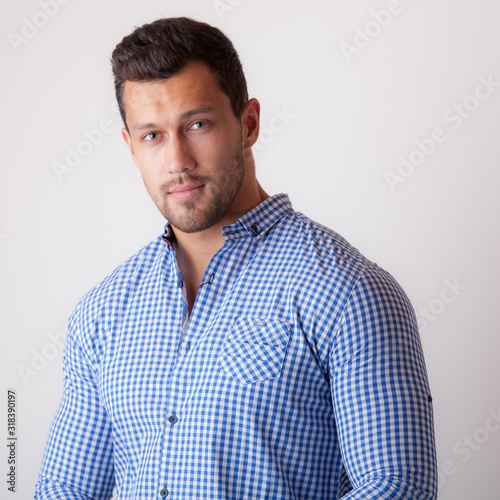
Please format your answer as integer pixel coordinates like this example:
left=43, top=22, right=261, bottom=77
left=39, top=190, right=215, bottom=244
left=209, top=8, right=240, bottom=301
left=35, top=17, right=438, bottom=499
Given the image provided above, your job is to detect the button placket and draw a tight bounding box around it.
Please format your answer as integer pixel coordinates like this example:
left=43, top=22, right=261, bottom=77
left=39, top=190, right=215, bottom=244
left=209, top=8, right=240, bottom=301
left=161, top=243, right=230, bottom=496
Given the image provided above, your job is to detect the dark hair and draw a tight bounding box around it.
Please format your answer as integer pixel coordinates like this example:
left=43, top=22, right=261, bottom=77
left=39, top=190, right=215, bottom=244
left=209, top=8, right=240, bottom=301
left=111, top=17, right=248, bottom=126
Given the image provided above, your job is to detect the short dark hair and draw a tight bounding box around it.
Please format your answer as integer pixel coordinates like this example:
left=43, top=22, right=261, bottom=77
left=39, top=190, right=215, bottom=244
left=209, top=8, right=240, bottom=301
left=111, top=17, right=249, bottom=127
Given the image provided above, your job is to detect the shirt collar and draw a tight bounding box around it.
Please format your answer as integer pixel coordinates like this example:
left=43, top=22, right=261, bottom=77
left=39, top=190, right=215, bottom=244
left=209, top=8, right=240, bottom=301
left=223, top=193, right=293, bottom=242
left=162, top=224, right=175, bottom=245
left=162, top=193, right=293, bottom=245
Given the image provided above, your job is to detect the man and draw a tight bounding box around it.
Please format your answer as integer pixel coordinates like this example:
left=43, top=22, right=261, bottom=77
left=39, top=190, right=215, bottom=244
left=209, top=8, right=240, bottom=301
left=35, top=17, right=437, bottom=499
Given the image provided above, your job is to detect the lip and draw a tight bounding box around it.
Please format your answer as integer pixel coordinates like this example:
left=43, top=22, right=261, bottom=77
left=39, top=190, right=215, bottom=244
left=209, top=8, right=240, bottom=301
left=168, top=184, right=204, bottom=201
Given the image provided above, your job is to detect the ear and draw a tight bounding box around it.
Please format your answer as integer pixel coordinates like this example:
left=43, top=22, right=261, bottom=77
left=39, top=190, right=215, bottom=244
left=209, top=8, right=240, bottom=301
left=122, top=127, right=140, bottom=169
left=241, top=98, right=260, bottom=151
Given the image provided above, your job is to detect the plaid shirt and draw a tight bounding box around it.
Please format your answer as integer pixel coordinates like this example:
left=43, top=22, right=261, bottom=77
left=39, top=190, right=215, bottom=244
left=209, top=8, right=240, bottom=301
left=36, top=194, right=437, bottom=499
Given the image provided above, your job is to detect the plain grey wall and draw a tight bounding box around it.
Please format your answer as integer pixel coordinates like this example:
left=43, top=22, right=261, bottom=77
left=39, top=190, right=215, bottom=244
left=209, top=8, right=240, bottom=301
left=1, top=0, right=499, bottom=498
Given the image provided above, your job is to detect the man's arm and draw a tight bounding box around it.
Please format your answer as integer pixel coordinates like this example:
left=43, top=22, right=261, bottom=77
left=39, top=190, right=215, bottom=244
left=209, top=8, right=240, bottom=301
left=35, top=304, right=115, bottom=499
left=330, top=264, right=438, bottom=499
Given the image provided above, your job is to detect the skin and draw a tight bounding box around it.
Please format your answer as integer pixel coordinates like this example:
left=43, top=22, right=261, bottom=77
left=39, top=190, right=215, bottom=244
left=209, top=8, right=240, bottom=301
left=122, top=61, right=268, bottom=309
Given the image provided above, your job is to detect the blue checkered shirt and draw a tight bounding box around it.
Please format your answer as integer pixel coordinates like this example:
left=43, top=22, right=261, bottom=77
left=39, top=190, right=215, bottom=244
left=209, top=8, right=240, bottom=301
left=35, top=194, right=437, bottom=499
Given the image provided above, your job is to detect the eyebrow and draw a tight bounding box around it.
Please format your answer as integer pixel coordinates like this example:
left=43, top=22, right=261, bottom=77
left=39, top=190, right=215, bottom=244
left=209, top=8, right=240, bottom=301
left=132, top=107, right=217, bottom=131
left=181, top=107, right=217, bottom=120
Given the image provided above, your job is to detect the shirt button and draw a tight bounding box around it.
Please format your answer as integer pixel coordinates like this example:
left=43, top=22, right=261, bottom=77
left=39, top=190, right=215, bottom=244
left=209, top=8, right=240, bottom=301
left=160, top=487, right=169, bottom=497
left=168, top=415, right=178, bottom=424
left=177, top=279, right=183, bottom=288
left=185, top=341, right=191, bottom=352
left=250, top=223, right=259, bottom=235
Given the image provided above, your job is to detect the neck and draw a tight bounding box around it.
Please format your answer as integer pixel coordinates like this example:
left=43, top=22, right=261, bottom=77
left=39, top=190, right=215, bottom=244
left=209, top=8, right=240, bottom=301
left=171, top=155, right=268, bottom=311
left=172, top=153, right=268, bottom=262
left=172, top=179, right=268, bottom=261
left=171, top=182, right=267, bottom=313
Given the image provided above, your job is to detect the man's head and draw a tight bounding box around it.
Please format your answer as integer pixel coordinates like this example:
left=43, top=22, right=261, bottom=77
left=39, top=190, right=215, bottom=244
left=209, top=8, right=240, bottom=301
left=111, top=17, right=248, bottom=129
left=111, top=18, right=264, bottom=235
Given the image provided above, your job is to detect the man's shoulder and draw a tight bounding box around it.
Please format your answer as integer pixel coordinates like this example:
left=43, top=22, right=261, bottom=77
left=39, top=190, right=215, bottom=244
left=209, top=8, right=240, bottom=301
left=278, top=210, right=370, bottom=273
left=72, top=236, right=167, bottom=318
left=276, top=209, right=408, bottom=302
left=278, top=210, right=412, bottom=327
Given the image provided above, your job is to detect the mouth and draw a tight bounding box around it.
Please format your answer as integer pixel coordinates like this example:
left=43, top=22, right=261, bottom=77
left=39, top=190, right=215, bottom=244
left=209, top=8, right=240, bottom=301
left=168, top=184, right=205, bottom=201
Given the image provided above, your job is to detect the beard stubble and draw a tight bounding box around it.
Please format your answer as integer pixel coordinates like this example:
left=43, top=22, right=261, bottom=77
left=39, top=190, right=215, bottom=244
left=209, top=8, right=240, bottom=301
left=147, top=140, right=246, bottom=234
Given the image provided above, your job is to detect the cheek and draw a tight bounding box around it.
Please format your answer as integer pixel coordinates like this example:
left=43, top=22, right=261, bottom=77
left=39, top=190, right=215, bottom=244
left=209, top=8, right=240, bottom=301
left=135, top=150, right=164, bottom=180
left=135, top=161, right=160, bottom=193
left=198, top=130, right=240, bottom=171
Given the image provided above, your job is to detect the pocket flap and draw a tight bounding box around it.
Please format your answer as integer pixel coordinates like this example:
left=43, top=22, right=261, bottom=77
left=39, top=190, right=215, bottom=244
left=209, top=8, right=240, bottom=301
left=219, top=317, right=292, bottom=385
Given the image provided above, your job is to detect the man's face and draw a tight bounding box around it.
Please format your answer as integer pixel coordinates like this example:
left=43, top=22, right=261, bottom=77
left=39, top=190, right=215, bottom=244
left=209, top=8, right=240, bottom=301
left=122, top=62, right=249, bottom=234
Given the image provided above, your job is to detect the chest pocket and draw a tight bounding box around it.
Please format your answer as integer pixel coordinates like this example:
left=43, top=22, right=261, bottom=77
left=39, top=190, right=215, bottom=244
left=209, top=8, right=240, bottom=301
left=219, top=317, right=292, bottom=385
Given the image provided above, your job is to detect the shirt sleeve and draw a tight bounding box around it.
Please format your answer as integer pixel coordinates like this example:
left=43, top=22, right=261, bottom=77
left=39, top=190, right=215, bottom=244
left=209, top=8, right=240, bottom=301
left=35, top=304, right=115, bottom=500
left=329, top=264, right=438, bottom=499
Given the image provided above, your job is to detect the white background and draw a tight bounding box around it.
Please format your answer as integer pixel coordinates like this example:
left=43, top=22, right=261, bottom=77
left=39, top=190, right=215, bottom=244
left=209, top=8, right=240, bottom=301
left=1, top=0, right=499, bottom=498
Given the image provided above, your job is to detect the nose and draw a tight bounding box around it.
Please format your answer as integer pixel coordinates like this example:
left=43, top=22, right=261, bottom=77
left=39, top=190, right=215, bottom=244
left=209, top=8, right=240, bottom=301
left=166, top=135, right=195, bottom=174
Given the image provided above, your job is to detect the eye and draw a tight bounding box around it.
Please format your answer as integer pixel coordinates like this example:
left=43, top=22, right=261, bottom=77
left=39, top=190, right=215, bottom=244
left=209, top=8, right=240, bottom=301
left=190, top=121, right=207, bottom=130
left=143, top=131, right=160, bottom=141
